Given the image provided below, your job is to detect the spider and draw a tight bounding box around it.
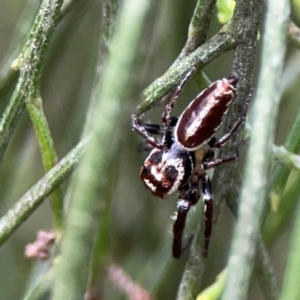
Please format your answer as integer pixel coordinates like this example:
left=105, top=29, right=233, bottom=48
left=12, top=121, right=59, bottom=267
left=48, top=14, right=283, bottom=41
left=132, top=66, right=250, bottom=259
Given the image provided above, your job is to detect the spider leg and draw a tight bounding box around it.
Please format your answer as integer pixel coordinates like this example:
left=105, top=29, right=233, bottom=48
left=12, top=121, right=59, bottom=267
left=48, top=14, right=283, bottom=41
left=203, top=140, right=244, bottom=170
left=201, top=173, right=213, bottom=257
left=131, top=115, right=163, bottom=149
left=143, top=123, right=163, bottom=135
left=209, top=89, right=253, bottom=149
left=173, top=173, right=200, bottom=259
left=162, top=66, right=197, bottom=125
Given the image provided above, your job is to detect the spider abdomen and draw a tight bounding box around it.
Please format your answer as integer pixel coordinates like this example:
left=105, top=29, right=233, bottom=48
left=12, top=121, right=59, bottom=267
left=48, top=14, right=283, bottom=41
left=174, top=75, right=238, bottom=150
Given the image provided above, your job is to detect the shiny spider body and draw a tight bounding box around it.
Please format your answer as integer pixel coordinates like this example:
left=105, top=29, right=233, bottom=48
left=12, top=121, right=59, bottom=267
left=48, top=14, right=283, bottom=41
left=132, top=66, right=250, bottom=258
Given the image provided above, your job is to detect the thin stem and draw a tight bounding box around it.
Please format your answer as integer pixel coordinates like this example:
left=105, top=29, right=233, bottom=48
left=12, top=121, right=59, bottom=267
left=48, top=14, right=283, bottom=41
left=175, top=216, right=206, bottom=300
left=0, top=0, right=83, bottom=112
left=196, top=270, right=227, bottom=300
left=0, top=139, right=87, bottom=246
left=195, top=192, right=279, bottom=300
left=23, top=271, right=52, bottom=300
left=272, top=145, right=300, bottom=170
left=0, top=0, right=64, bottom=164
left=255, top=238, right=279, bottom=300
left=0, top=0, right=38, bottom=99
left=196, top=237, right=279, bottom=300
left=100, top=0, right=120, bottom=65
left=268, top=106, right=300, bottom=211
left=178, top=0, right=217, bottom=60
left=222, top=1, right=290, bottom=299
left=138, top=32, right=236, bottom=115
left=263, top=169, right=300, bottom=247
left=89, top=0, right=120, bottom=287
left=279, top=200, right=300, bottom=299
left=227, top=196, right=279, bottom=300
left=176, top=1, right=262, bottom=299
left=172, top=0, right=215, bottom=98
left=26, top=102, right=63, bottom=231
left=51, top=0, right=151, bottom=298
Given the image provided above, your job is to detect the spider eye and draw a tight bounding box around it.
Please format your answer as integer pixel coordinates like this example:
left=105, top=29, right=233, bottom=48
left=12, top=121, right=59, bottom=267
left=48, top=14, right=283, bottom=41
left=165, top=165, right=179, bottom=181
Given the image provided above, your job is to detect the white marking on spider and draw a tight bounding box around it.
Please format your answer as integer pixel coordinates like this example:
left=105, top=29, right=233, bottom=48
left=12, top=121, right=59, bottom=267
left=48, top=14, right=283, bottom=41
left=144, top=179, right=157, bottom=192
left=150, top=165, right=163, bottom=181
left=177, top=199, right=189, bottom=208
left=203, top=193, right=211, bottom=201
left=171, top=212, right=178, bottom=220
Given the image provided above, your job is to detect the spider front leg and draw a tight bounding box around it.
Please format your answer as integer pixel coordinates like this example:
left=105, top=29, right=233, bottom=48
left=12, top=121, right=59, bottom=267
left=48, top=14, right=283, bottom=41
left=162, top=66, right=197, bottom=125
left=131, top=115, right=163, bottom=149
left=173, top=174, right=200, bottom=259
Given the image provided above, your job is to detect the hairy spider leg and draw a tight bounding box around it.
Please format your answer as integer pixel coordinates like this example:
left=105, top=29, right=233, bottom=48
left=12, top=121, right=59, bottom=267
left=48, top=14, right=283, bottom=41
left=208, top=89, right=253, bottom=149
left=172, top=172, right=200, bottom=259
left=143, top=123, right=162, bottom=135
left=131, top=115, right=163, bottom=149
left=203, top=137, right=245, bottom=169
left=136, top=123, right=163, bottom=152
left=201, top=173, right=213, bottom=257
left=162, top=66, right=197, bottom=125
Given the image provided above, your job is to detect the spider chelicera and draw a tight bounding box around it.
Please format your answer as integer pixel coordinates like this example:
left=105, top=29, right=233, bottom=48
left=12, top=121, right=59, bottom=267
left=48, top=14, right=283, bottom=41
left=132, top=66, right=250, bottom=259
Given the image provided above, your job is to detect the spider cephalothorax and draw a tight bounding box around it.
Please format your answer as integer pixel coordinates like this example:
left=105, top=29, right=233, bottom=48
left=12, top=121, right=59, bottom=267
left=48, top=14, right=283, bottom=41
left=132, top=66, right=250, bottom=259
left=141, top=139, right=195, bottom=198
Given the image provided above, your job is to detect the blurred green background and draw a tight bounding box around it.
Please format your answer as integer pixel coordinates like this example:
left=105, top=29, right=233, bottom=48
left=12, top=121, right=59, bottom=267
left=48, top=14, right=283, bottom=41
left=0, top=1, right=299, bottom=299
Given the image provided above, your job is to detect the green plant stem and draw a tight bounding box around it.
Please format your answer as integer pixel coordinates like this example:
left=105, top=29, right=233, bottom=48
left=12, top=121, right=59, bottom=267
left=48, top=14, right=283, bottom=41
left=196, top=238, right=279, bottom=300
left=214, top=0, right=262, bottom=229
left=0, top=0, right=76, bottom=97
left=196, top=270, right=227, bottom=300
left=0, top=0, right=81, bottom=100
left=227, top=197, right=278, bottom=300
left=0, top=0, right=38, bottom=97
left=0, top=139, right=86, bottom=246
left=0, top=0, right=64, bottom=164
left=23, top=271, right=52, bottom=300
left=176, top=1, right=262, bottom=299
left=279, top=200, right=300, bottom=299
left=272, top=145, right=300, bottom=170
left=196, top=195, right=278, bottom=300
left=268, top=106, right=300, bottom=210
left=221, top=1, right=290, bottom=299
left=89, top=0, right=120, bottom=287
left=178, top=0, right=216, bottom=60
left=263, top=169, right=300, bottom=247
left=26, top=102, right=63, bottom=231
left=100, top=0, right=120, bottom=63
left=173, top=0, right=215, bottom=97
left=255, top=238, right=279, bottom=300
left=138, top=32, right=236, bottom=115
left=51, top=0, right=151, bottom=298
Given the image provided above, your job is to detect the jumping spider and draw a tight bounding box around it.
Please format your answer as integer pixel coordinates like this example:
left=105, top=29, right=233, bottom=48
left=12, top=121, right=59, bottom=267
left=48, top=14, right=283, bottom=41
left=132, top=66, right=250, bottom=259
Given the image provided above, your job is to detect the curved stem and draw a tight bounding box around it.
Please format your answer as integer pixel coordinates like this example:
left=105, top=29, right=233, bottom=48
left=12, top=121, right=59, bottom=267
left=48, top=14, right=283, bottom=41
left=26, top=101, right=63, bottom=231
left=139, top=32, right=236, bottom=115
left=177, top=0, right=217, bottom=60
left=0, top=139, right=86, bottom=246
left=0, top=0, right=64, bottom=164
left=279, top=199, right=300, bottom=299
